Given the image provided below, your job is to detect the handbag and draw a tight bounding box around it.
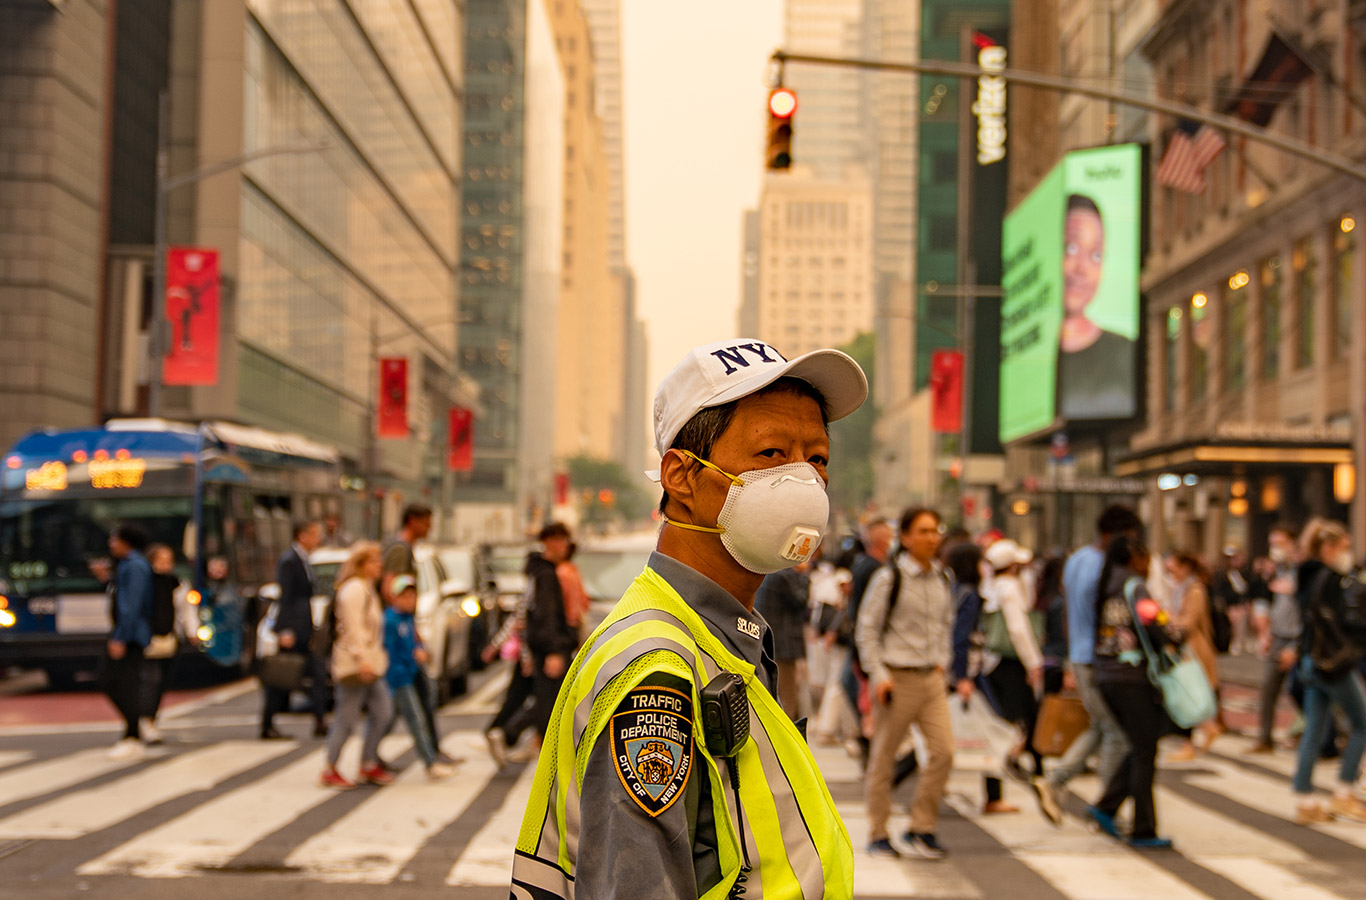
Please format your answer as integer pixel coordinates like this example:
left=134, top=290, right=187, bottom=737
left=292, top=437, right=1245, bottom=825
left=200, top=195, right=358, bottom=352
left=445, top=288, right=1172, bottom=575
left=145, top=633, right=178, bottom=660
left=1033, top=693, right=1090, bottom=756
left=1123, top=579, right=1216, bottom=728
left=982, top=608, right=1045, bottom=658
left=1307, top=570, right=1360, bottom=680
left=257, top=652, right=308, bottom=691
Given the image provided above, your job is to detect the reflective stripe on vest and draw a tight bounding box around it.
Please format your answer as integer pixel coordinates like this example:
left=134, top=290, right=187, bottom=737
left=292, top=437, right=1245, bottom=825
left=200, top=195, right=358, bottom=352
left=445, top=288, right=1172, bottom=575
left=512, top=567, right=854, bottom=900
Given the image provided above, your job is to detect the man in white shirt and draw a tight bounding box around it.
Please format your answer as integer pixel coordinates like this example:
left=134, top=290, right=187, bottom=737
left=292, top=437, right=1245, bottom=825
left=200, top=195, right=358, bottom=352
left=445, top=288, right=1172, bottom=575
left=856, top=507, right=955, bottom=860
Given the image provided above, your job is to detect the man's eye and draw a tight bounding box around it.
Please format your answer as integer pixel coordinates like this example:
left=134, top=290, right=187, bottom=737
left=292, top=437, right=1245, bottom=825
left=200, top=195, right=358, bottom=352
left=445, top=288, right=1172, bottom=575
left=758, top=449, right=782, bottom=458
left=810, top=456, right=828, bottom=467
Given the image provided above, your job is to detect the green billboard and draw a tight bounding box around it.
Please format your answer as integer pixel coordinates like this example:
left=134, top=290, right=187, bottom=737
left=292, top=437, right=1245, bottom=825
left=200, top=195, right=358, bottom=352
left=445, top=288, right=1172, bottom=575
left=998, top=143, right=1141, bottom=443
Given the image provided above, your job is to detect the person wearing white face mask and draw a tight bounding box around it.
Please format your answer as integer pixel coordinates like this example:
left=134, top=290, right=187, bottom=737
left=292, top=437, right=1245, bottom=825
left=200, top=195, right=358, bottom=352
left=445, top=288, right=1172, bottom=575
left=511, top=338, right=867, bottom=900
left=1247, top=524, right=1303, bottom=754
left=1287, top=518, right=1366, bottom=825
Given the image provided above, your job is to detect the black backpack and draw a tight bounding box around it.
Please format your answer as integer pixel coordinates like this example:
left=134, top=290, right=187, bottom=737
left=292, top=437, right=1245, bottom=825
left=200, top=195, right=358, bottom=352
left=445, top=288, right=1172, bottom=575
left=1340, top=571, right=1366, bottom=650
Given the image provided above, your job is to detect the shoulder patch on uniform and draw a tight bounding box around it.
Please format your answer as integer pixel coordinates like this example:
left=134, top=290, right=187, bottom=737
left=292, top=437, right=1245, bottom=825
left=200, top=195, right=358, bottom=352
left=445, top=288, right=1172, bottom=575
left=610, top=685, right=693, bottom=817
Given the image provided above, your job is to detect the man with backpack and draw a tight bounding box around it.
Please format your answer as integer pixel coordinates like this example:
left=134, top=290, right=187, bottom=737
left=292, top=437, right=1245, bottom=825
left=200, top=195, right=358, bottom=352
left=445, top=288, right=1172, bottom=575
left=855, top=507, right=956, bottom=861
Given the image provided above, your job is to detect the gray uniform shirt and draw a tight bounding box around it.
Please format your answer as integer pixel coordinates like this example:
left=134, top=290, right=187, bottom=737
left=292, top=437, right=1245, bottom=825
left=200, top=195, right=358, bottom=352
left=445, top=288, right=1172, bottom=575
left=855, top=553, right=955, bottom=685
left=574, top=551, right=776, bottom=900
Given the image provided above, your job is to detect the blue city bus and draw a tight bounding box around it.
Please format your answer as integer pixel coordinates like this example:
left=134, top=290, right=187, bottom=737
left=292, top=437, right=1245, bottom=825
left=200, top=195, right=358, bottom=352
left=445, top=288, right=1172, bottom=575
left=0, top=419, right=343, bottom=685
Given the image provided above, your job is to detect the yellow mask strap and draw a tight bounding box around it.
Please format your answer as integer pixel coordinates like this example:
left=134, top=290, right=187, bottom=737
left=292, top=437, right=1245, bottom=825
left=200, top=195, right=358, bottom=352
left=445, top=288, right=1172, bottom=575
left=663, top=516, right=725, bottom=535
left=679, top=449, right=744, bottom=486
left=663, top=450, right=738, bottom=535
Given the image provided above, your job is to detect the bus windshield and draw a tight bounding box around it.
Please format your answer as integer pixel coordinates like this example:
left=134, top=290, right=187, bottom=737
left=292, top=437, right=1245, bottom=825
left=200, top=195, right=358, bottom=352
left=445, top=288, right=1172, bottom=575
left=0, top=497, right=194, bottom=596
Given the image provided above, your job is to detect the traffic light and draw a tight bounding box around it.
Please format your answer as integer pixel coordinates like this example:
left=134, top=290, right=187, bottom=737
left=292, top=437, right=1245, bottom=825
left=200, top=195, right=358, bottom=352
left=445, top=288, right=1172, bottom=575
left=766, top=87, right=797, bottom=170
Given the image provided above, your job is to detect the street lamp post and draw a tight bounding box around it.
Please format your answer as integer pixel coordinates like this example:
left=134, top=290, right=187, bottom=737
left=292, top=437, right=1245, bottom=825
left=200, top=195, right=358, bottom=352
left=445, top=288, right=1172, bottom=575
left=146, top=92, right=329, bottom=417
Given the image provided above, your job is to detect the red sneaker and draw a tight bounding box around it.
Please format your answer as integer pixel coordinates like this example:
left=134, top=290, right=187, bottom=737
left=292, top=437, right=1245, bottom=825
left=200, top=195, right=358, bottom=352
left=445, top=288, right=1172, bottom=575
left=359, top=763, right=395, bottom=785
left=319, top=767, right=356, bottom=790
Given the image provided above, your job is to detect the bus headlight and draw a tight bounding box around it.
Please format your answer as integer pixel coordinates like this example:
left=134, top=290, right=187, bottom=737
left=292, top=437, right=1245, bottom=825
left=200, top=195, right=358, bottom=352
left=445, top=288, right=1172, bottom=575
left=196, top=625, right=214, bottom=643
left=0, top=609, right=15, bottom=628
left=460, top=596, right=482, bottom=618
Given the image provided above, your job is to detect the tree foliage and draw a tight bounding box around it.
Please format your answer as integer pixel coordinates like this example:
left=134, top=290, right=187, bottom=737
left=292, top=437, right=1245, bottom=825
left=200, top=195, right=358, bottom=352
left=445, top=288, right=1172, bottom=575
left=827, top=331, right=875, bottom=519
left=563, top=455, right=654, bottom=529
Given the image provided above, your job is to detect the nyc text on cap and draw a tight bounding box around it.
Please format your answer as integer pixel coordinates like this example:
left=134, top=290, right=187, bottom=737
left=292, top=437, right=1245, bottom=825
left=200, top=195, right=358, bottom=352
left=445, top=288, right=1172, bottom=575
left=650, top=339, right=868, bottom=473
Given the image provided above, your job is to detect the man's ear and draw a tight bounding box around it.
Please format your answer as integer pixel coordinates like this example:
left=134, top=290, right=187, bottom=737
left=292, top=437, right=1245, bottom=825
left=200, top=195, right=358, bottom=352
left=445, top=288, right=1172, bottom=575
left=658, top=449, right=697, bottom=518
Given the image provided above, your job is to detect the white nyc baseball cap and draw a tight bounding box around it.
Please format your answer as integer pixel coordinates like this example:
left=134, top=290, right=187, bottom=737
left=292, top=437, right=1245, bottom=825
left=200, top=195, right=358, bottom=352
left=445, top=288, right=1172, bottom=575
left=647, top=338, right=868, bottom=480
left=985, top=539, right=1033, bottom=571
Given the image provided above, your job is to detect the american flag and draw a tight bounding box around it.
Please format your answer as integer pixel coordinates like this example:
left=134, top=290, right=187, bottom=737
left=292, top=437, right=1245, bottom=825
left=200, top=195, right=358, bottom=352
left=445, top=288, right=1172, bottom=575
left=1155, top=120, right=1228, bottom=194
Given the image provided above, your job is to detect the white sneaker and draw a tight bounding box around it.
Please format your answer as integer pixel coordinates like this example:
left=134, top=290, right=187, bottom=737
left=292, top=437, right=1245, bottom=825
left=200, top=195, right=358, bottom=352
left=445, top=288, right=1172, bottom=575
left=108, top=737, right=145, bottom=760
left=427, top=761, right=456, bottom=781
left=140, top=719, right=163, bottom=745
left=485, top=728, right=509, bottom=769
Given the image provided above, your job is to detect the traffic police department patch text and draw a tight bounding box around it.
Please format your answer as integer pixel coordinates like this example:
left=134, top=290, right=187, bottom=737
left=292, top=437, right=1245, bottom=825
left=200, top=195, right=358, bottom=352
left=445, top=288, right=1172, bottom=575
left=611, top=686, right=693, bottom=817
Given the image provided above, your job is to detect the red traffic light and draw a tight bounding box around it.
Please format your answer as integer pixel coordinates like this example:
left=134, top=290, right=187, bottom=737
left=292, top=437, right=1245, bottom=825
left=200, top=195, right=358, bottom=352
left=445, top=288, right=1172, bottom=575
left=768, top=88, right=797, bottom=119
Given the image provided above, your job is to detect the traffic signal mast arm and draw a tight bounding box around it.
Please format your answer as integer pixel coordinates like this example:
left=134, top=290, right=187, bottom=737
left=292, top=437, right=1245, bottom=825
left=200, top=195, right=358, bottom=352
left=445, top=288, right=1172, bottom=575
left=769, top=50, right=1366, bottom=185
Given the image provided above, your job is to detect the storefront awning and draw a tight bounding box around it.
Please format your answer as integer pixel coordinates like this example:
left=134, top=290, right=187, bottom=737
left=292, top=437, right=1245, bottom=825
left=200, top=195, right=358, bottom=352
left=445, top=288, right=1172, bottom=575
left=1115, top=440, right=1351, bottom=478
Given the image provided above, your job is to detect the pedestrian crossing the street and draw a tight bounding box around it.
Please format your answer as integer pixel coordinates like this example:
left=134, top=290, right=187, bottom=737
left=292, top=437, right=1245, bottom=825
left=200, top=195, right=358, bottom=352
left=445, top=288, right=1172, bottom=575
left=0, top=729, right=1363, bottom=898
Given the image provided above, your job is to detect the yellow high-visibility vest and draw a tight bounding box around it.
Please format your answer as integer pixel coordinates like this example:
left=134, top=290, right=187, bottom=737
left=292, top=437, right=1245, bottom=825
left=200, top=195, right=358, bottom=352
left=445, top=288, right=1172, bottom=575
left=513, top=566, right=854, bottom=899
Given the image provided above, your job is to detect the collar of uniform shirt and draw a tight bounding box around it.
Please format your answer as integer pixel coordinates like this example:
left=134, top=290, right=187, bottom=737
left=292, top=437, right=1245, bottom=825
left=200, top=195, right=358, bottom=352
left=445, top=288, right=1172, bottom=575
left=898, top=553, right=943, bottom=578
left=648, top=551, right=776, bottom=685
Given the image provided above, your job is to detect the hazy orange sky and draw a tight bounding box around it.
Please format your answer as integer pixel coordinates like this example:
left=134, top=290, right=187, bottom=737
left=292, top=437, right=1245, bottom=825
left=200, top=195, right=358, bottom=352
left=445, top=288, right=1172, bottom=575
left=621, top=1, right=784, bottom=410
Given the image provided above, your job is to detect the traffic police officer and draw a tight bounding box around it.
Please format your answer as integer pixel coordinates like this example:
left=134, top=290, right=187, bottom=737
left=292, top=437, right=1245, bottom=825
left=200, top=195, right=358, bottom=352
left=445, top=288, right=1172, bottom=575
left=512, top=338, right=866, bottom=900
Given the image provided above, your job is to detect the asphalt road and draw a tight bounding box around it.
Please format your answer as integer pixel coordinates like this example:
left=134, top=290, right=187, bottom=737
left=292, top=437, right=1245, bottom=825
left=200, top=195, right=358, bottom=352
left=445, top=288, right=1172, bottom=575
left=1, top=655, right=1364, bottom=900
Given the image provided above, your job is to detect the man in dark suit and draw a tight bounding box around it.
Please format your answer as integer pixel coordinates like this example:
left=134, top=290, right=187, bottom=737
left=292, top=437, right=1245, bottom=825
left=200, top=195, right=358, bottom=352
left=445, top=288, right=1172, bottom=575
left=261, top=520, right=327, bottom=739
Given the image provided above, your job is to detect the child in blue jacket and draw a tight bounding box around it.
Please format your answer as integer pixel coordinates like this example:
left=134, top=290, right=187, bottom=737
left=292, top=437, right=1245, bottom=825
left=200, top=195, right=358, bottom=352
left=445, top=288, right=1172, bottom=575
left=384, top=576, right=456, bottom=780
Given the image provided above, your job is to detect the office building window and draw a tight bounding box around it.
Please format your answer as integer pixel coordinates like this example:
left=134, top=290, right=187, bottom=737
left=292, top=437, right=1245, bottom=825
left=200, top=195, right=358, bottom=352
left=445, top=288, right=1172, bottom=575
left=1165, top=305, right=1181, bottom=412
left=1261, top=254, right=1281, bottom=379
left=1224, top=276, right=1247, bottom=392
left=1293, top=235, right=1316, bottom=369
left=1190, top=293, right=1210, bottom=403
left=1334, top=224, right=1353, bottom=360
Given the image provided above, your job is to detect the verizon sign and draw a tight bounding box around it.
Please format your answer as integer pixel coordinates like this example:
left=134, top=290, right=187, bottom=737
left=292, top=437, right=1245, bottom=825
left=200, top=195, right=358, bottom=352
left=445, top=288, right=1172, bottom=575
left=973, top=38, right=1006, bottom=165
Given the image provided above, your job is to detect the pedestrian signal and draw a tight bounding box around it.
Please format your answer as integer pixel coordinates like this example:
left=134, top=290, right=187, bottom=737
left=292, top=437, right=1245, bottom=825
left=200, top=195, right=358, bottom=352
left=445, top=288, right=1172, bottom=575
left=766, top=88, right=797, bottom=171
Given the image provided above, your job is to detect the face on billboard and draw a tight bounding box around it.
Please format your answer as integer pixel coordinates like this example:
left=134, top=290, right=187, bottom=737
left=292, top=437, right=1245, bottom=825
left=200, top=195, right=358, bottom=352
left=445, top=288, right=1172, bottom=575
left=1063, top=199, right=1104, bottom=318
left=999, top=144, right=1140, bottom=442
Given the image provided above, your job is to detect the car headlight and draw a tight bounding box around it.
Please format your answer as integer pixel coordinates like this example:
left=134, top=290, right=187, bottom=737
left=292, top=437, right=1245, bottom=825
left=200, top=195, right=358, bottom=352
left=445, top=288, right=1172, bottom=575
left=460, top=596, right=482, bottom=618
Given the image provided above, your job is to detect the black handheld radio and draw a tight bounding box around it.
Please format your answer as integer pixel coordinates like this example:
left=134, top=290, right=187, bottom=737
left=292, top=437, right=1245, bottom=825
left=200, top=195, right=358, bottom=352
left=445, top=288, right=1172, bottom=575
left=700, top=672, right=753, bottom=897
left=700, top=672, right=750, bottom=758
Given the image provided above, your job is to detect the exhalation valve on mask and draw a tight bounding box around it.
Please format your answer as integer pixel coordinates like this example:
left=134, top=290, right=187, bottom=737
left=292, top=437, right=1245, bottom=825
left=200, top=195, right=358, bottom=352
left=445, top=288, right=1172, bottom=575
left=779, top=526, right=822, bottom=564
left=714, top=461, right=830, bottom=575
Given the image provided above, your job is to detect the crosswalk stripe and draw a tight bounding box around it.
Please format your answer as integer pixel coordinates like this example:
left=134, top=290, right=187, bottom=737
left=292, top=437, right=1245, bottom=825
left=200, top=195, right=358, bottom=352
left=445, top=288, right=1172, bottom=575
left=1152, top=784, right=1306, bottom=863
left=447, top=666, right=512, bottom=716
left=1197, top=856, right=1348, bottom=900
left=814, top=740, right=987, bottom=898
left=837, top=799, right=984, bottom=898
left=0, top=750, right=33, bottom=771
left=0, top=741, right=294, bottom=839
left=78, top=735, right=413, bottom=878
left=0, top=746, right=156, bottom=810
left=445, top=760, right=537, bottom=886
left=944, top=772, right=1212, bottom=900
left=286, top=732, right=499, bottom=883
left=1204, top=735, right=1338, bottom=781
left=1185, top=758, right=1366, bottom=851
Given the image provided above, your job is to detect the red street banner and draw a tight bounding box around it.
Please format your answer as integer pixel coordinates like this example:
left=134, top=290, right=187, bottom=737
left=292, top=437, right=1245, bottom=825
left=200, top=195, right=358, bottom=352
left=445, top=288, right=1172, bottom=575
left=554, top=472, right=570, bottom=506
left=377, top=358, right=408, bottom=438
left=447, top=406, right=474, bottom=471
left=930, top=349, right=964, bottom=434
left=163, top=247, right=220, bottom=386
